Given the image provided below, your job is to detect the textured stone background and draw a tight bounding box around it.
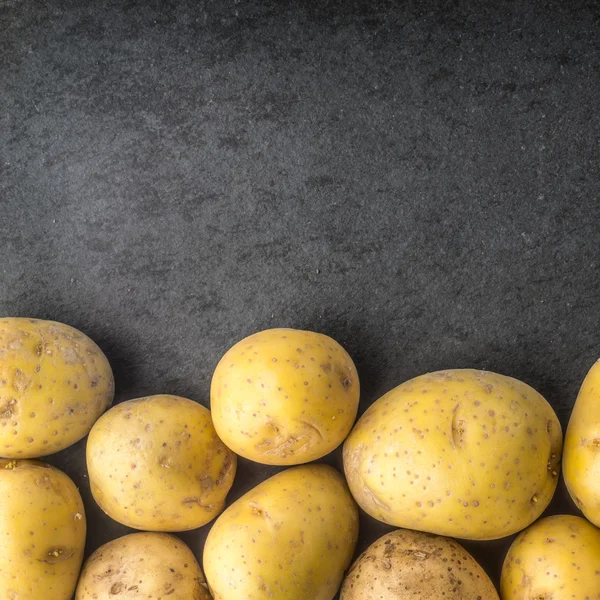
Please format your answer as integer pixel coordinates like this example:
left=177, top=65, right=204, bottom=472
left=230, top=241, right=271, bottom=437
left=1, top=0, right=599, bottom=593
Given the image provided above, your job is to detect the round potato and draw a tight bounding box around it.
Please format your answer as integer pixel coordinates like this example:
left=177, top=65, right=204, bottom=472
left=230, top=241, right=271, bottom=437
left=211, top=328, right=359, bottom=465
left=343, top=369, right=562, bottom=540
left=563, top=359, right=600, bottom=526
left=0, top=317, right=114, bottom=458
left=203, top=464, right=359, bottom=600
left=501, top=515, right=600, bottom=599
left=76, top=532, right=211, bottom=600
left=340, top=529, right=499, bottom=600
left=87, top=394, right=236, bottom=531
left=0, top=459, right=86, bottom=599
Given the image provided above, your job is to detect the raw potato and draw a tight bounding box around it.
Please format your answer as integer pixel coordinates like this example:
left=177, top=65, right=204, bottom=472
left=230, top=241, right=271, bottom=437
left=343, top=369, right=563, bottom=540
left=203, top=464, right=359, bottom=600
left=340, top=529, right=499, bottom=600
left=211, top=328, right=359, bottom=465
left=0, top=459, right=86, bottom=600
left=563, top=359, right=600, bottom=526
left=501, top=515, right=600, bottom=599
left=76, top=532, right=211, bottom=600
left=0, top=317, right=114, bottom=458
left=87, top=394, right=236, bottom=531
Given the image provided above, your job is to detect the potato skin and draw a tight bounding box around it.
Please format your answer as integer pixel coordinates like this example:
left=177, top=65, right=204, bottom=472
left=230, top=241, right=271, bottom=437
left=87, top=394, right=236, bottom=531
left=211, top=328, right=359, bottom=465
left=563, top=359, right=600, bottom=526
left=340, top=529, right=499, bottom=600
left=501, top=515, right=600, bottom=600
left=203, top=464, right=359, bottom=600
left=0, top=317, right=114, bottom=458
left=0, top=459, right=86, bottom=600
left=343, top=369, right=562, bottom=540
left=76, top=532, right=211, bottom=600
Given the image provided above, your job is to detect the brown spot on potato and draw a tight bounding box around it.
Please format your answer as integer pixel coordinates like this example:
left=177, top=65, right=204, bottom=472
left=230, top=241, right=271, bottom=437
left=110, top=582, right=124, bottom=594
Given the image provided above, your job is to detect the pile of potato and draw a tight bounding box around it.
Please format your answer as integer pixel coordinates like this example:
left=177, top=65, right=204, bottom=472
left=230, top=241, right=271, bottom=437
left=0, top=317, right=598, bottom=599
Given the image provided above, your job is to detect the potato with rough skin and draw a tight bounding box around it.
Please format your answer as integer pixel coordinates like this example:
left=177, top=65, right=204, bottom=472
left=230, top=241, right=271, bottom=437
left=340, top=529, right=499, bottom=600
left=76, top=532, right=211, bottom=600
left=343, top=369, right=562, bottom=540
left=0, top=317, right=114, bottom=458
left=501, top=515, right=600, bottom=600
left=0, top=459, right=86, bottom=600
left=211, top=328, right=359, bottom=465
left=563, top=359, right=600, bottom=526
left=87, top=394, right=236, bottom=531
left=203, top=464, right=359, bottom=600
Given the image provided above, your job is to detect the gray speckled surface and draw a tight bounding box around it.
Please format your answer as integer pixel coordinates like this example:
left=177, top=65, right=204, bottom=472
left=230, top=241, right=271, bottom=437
left=1, top=0, right=599, bottom=595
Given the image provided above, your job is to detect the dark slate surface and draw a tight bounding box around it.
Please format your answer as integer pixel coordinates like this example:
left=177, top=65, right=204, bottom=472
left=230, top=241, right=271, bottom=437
left=1, top=0, right=599, bottom=595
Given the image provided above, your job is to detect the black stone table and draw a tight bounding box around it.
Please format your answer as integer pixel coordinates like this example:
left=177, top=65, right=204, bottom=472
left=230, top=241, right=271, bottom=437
left=2, top=0, right=599, bottom=595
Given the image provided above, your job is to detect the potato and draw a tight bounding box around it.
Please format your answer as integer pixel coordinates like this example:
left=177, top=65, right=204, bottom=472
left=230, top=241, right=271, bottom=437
left=563, top=359, right=600, bottom=526
left=203, top=464, right=359, bottom=600
left=0, top=459, right=86, bottom=599
left=87, top=394, right=236, bottom=531
left=76, top=532, right=211, bottom=600
left=0, top=317, right=114, bottom=458
left=340, top=529, right=499, bottom=600
left=501, top=515, right=600, bottom=599
left=211, top=328, right=359, bottom=465
left=343, top=369, right=562, bottom=540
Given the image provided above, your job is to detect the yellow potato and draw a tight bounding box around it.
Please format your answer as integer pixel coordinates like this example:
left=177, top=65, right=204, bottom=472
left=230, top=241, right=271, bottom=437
left=87, top=394, right=236, bottom=531
left=340, top=529, right=499, bottom=600
left=501, top=515, right=600, bottom=599
left=76, top=532, right=211, bottom=600
left=0, top=317, right=114, bottom=458
left=0, top=459, right=86, bottom=599
left=563, top=359, right=600, bottom=526
left=203, top=464, right=359, bottom=600
left=343, top=369, right=562, bottom=540
left=211, top=328, right=359, bottom=465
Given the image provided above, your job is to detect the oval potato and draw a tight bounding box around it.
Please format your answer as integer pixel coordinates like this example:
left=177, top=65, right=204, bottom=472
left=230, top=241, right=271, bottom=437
left=343, top=369, right=562, bottom=540
left=203, top=464, right=359, bottom=600
left=501, top=515, right=600, bottom=599
left=76, top=532, right=211, bottom=600
left=87, top=394, right=236, bottom=531
left=0, top=459, right=86, bottom=600
left=211, top=328, right=359, bottom=465
left=563, top=359, right=600, bottom=526
left=0, top=317, right=114, bottom=458
left=340, top=529, right=499, bottom=600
